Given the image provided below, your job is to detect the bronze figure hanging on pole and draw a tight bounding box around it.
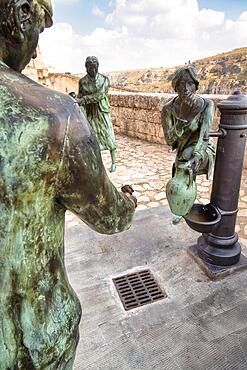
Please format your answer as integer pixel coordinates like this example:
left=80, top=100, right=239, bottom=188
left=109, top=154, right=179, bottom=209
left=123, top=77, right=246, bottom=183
left=162, top=66, right=216, bottom=219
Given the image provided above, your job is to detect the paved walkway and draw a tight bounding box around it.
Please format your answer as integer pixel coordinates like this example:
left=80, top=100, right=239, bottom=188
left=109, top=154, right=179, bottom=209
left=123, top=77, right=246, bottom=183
left=66, top=206, right=247, bottom=370
left=65, top=134, right=247, bottom=242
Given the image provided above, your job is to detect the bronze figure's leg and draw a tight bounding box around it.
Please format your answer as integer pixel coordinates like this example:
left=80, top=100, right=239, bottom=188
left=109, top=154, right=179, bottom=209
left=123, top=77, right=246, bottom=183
left=110, top=149, right=116, bottom=172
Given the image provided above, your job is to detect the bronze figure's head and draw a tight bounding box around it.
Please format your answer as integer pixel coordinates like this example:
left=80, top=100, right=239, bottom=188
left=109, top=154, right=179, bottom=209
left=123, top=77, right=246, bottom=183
left=171, top=66, right=204, bottom=121
left=0, top=0, right=53, bottom=72
left=85, top=56, right=99, bottom=78
left=172, top=66, right=199, bottom=98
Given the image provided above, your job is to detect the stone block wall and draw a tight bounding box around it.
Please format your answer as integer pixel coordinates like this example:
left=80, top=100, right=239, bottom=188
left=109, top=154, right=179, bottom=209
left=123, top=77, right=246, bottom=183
left=109, top=93, right=168, bottom=144
left=109, top=92, right=224, bottom=144
left=40, top=73, right=80, bottom=93
left=30, top=70, right=247, bottom=168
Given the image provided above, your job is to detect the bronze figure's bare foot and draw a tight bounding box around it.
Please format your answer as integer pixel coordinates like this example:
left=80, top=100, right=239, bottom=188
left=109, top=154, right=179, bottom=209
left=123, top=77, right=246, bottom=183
left=110, top=163, right=116, bottom=172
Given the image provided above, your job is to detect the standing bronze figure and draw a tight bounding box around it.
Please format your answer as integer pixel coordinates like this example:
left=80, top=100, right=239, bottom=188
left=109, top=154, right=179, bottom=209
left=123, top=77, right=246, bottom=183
left=162, top=66, right=216, bottom=217
left=0, top=1, right=136, bottom=368
left=77, top=56, right=117, bottom=172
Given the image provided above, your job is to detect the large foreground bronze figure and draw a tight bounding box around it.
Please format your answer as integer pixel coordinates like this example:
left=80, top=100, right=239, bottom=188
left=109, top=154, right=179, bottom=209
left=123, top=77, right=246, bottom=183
left=0, top=1, right=135, bottom=368
left=77, top=56, right=117, bottom=172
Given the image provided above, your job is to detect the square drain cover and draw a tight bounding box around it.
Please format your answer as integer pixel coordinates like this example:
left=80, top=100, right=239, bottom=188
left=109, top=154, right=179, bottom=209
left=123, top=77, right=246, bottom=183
left=113, top=269, right=167, bottom=311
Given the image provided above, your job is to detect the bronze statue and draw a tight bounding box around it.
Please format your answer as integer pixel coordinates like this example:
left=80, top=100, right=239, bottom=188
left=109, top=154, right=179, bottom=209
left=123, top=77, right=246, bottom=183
left=0, top=1, right=136, bottom=368
left=162, top=66, right=216, bottom=218
left=77, top=56, right=117, bottom=172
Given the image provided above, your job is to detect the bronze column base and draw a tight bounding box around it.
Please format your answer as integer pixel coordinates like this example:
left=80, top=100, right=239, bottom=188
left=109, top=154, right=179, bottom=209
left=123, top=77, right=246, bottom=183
left=188, top=243, right=247, bottom=280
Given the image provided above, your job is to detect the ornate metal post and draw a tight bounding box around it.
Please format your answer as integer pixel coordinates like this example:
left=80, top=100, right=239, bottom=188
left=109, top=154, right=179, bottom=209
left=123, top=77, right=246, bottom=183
left=187, top=91, right=247, bottom=278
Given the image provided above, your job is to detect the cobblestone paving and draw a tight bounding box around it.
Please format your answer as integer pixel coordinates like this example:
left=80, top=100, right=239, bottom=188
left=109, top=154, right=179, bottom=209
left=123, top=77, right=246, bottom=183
left=65, top=134, right=247, bottom=242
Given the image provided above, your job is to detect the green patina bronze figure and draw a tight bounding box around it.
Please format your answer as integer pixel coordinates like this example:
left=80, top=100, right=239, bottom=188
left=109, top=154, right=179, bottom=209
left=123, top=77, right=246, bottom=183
left=77, top=56, right=117, bottom=173
left=0, top=1, right=136, bottom=369
left=161, top=66, right=216, bottom=218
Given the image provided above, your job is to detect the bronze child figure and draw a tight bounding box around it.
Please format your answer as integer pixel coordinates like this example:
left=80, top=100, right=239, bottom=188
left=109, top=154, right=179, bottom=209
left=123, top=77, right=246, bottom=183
left=77, top=56, right=117, bottom=172
left=161, top=66, right=216, bottom=218
left=0, top=1, right=136, bottom=368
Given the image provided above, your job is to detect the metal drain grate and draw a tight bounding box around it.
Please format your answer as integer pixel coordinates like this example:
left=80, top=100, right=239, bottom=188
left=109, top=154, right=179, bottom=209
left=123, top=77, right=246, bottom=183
left=113, top=269, right=167, bottom=311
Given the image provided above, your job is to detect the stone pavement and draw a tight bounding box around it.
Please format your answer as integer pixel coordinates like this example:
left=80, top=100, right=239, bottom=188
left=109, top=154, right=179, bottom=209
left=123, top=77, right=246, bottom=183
left=65, top=134, right=247, bottom=241
left=66, top=206, right=247, bottom=370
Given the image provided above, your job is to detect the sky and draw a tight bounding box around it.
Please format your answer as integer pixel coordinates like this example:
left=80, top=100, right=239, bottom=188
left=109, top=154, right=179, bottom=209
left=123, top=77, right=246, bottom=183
left=39, top=0, right=247, bottom=74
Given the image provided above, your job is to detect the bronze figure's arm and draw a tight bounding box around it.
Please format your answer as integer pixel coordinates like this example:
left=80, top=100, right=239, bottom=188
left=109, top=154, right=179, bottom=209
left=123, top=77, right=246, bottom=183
left=161, top=103, right=178, bottom=149
left=77, top=78, right=108, bottom=105
left=193, top=99, right=215, bottom=160
left=77, top=80, right=86, bottom=99
left=56, top=105, right=135, bottom=234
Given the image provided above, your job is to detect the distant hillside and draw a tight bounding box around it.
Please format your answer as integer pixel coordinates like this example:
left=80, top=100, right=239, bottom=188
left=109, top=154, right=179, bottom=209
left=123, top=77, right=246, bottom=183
left=107, top=47, right=247, bottom=94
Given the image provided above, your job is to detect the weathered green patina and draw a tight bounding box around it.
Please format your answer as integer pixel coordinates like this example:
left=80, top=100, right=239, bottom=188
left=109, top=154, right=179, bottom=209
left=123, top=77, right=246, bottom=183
left=162, top=66, right=216, bottom=217
left=77, top=56, right=117, bottom=172
left=0, top=1, right=135, bottom=369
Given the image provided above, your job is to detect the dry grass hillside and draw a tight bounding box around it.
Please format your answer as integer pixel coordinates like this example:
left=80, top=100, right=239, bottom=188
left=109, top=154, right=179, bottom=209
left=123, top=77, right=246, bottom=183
left=107, top=47, right=247, bottom=94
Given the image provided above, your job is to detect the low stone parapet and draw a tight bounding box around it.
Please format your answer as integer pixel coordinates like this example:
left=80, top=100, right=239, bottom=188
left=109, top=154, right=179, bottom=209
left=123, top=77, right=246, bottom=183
left=109, top=91, right=225, bottom=144
left=109, top=91, right=247, bottom=169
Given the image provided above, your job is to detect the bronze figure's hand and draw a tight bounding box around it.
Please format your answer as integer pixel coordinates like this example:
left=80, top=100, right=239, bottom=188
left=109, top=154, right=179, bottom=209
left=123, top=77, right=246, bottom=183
left=76, top=97, right=86, bottom=105
left=188, top=154, right=201, bottom=174
left=68, top=92, right=76, bottom=99
left=121, top=184, right=134, bottom=194
left=121, top=185, right=137, bottom=207
left=180, top=94, right=204, bottom=122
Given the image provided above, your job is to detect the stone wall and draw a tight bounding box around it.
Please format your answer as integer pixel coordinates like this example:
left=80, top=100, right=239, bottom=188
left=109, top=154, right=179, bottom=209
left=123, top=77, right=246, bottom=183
left=23, top=61, right=247, bottom=169
left=23, top=46, right=49, bottom=82
left=39, top=73, right=80, bottom=93
left=109, top=92, right=224, bottom=144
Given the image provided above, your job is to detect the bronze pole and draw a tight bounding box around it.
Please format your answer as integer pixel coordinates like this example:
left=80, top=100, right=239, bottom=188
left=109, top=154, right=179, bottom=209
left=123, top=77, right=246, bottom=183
left=198, top=91, right=247, bottom=266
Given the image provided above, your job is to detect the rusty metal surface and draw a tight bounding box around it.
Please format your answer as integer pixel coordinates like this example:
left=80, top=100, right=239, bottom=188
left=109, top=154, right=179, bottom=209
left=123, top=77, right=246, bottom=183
left=113, top=270, right=166, bottom=310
